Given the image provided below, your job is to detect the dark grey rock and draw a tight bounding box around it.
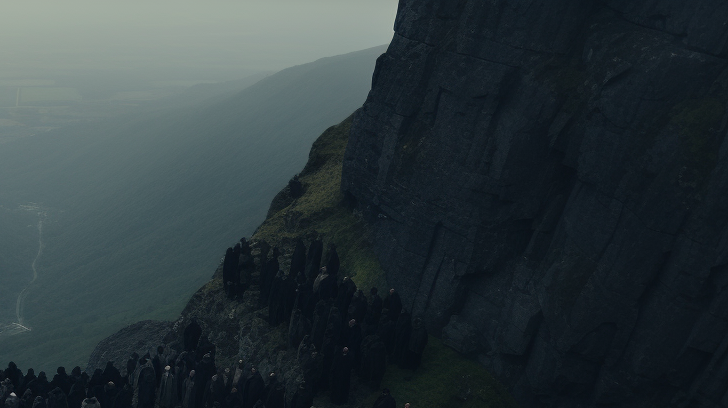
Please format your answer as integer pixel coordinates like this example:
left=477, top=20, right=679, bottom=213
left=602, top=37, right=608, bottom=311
left=441, top=315, right=479, bottom=354
left=342, top=1, right=728, bottom=407
left=86, top=320, right=173, bottom=375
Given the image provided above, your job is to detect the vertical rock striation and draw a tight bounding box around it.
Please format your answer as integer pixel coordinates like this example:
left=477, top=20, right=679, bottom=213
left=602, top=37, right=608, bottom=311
left=342, top=1, right=728, bottom=406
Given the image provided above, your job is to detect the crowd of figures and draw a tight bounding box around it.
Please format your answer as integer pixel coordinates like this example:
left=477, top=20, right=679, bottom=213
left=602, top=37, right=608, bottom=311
left=1, top=236, right=428, bottom=408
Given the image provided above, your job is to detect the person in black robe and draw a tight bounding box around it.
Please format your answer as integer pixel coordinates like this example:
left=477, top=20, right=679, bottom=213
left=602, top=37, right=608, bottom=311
left=260, top=247, right=279, bottom=307
left=223, top=247, right=237, bottom=299
left=290, top=381, right=313, bottom=408
left=318, top=326, right=336, bottom=392
left=383, top=289, right=402, bottom=322
left=372, top=389, right=396, bottom=408
left=184, top=320, right=203, bottom=352
left=104, top=382, right=120, bottom=408
left=126, top=353, right=139, bottom=386
left=241, top=368, right=263, bottom=408
left=310, top=299, right=330, bottom=350
left=26, top=372, right=50, bottom=400
left=376, top=313, right=396, bottom=358
left=393, top=311, right=412, bottom=367
left=88, top=369, right=106, bottom=399
left=329, top=347, right=353, bottom=405
left=304, top=238, right=323, bottom=283
left=19, top=369, right=36, bottom=397
left=263, top=374, right=284, bottom=408
left=4, top=362, right=22, bottom=389
left=102, top=362, right=123, bottom=390
left=67, top=378, right=87, bottom=408
left=268, top=271, right=285, bottom=326
left=325, top=243, right=340, bottom=279
left=182, top=371, right=196, bottom=408
left=21, top=389, right=35, bottom=408
left=224, top=388, right=242, bottom=408
left=194, top=354, right=216, bottom=408
left=135, top=360, right=156, bottom=408
left=348, top=290, right=368, bottom=324
left=289, top=239, right=307, bottom=277
left=365, top=288, right=383, bottom=334
left=343, top=319, right=363, bottom=371
left=158, top=367, right=177, bottom=408
left=403, top=318, right=428, bottom=370
left=202, top=375, right=225, bottom=408
left=335, top=278, right=357, bottom=323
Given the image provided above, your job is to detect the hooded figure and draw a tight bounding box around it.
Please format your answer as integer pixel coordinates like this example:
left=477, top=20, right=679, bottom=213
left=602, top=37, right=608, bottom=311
left=182, top=371, right=196, bottom=408
left=50, top=368, right=70, bottom=396
left=103, top=362, right=123, bottom=390
left=27, top=372, right=50, bottom=400
left=158, top=366, right=177, bottom=408
left=330, top=347, right=353, bottom=405
left=133, top=358, right=156, bottom=408
left=241, top=368, right=264, bottom=408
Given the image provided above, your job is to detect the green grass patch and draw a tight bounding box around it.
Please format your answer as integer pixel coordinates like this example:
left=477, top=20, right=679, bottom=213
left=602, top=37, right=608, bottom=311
left=253, top=115, right=387, bottom=292
left=361, top=337, right=519, bottom=408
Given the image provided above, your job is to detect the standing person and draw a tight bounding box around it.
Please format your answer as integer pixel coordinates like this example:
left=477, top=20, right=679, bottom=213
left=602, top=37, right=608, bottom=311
left=182, top=371, right=196, bottom=408
left=329, top=347, right=353, bottom=405
left=158, top=367, right=177, bottom=408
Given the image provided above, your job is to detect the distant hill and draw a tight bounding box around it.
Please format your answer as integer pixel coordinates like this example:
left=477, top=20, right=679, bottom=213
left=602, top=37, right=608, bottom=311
left=0, top=45, right=386, bottom=371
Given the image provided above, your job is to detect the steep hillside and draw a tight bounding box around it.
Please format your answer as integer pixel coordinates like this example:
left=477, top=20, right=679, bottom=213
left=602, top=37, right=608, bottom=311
left=89, top=116, right=519, bottom=408
left=342, top=2, right=728, bottom=407
left=0, top=45, right=386, bottom=371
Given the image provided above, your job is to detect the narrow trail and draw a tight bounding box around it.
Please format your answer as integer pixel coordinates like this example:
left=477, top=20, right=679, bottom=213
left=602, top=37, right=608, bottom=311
left=16, top=218, right=43, bottom=326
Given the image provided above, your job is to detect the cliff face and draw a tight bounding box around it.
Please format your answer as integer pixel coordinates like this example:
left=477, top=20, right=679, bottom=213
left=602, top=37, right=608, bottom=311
left=342, top=1, right=728, bottom=407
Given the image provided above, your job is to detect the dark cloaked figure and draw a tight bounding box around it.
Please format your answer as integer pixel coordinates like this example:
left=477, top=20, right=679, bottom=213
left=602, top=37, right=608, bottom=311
left=325, top=243, right=340, bottom=279
left=225, top=388, right=243, bottom=408
left=263, top=375, right=284, bottom=408
left=67, top=379, right=86, bottom=408
left=260, top=246, right=278, bottom=307
left=402, top=318, right=428, bottom=369
left=182, top=371, right=197, bottom=408
left=158, top=367, right=177, bottom=408
left=304, top=238, right=323, bottom=283
left=372, top=389, right=396, bottom=408
left=383, top=289, right=402, bottom=323
left=290, top=381, right=313, bottom=408
left=392, top=310, right=412, bottom=365
left=126, top=353, right=139, bottom=385
left=202, top=375, right=225, bottom=408
left=184, top=320, right=203, bottom=352
left=223, top=247, right=237, bottom=299
left=50, top=367, right=70, bottom=396
left=241, top=368, right=264, bottom=408
left=329, top=347, right=353, bottom=405
left=268, top=271, right=286, bottom=326
left=19, top=369, right=36, bottom=397
left=289, top=239, right=307, bottom=278
left=134, top=359, right=156, bottom=408
left=4, top=362, right=22, bottom=389
left=27, top=372, right=50, bottom=400
left=102, top=362, right=123, bottom=391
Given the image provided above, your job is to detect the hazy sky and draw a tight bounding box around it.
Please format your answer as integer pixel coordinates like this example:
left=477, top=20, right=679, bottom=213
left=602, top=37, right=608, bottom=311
left=0, top=0, right=398, bottom=81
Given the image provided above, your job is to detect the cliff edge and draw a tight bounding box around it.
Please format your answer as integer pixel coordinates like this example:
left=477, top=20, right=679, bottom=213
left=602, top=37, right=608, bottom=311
left=342, top=1, right=728, bottom=407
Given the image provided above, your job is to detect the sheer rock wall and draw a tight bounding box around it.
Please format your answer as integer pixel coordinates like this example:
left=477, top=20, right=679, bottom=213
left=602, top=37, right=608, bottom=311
left=342, top=1, right=728, bottom=406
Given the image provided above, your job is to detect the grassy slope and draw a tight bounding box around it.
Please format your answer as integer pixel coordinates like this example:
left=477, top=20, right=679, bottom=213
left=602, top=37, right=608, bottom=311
left=0, top=46, right=386, bottom=371
left=252, top=116, right=518, bottom=408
